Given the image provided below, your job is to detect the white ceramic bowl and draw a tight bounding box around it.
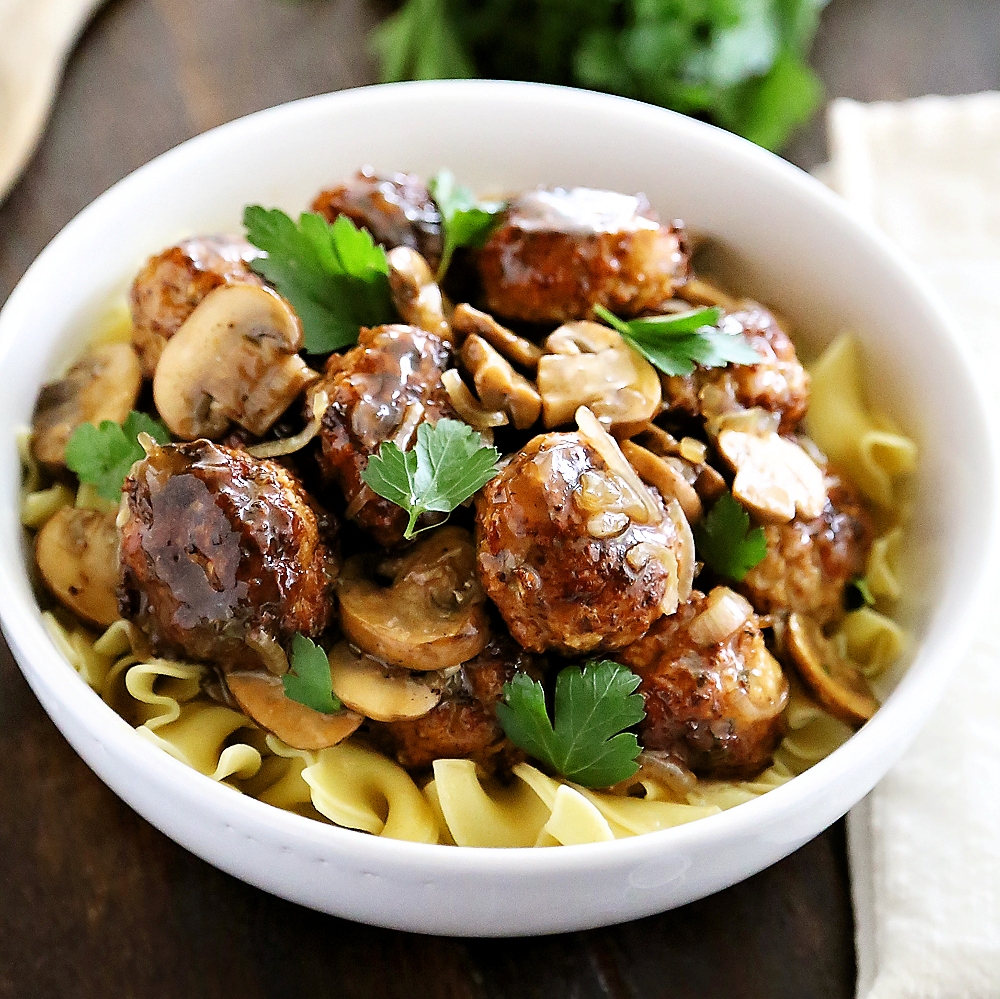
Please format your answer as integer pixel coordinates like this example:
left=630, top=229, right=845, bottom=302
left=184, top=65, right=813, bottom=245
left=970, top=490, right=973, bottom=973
left=0, top=81, right=994, bottom=937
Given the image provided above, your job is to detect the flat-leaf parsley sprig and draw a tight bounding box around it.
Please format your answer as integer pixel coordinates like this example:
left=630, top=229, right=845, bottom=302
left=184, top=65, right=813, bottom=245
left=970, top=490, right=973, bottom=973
left=496, top=660, right=646, bottom=789
left=282, top=634, right=342, bottom=714
left=361, top=418, right=501, bottom=540
left=428, top=170, right=505, bottom=280
left=594, top=304, right=760, bottom=377
left=65, top=410, right=171, bottom=502
left=694, top=492, right=768, bottom=583
left=243, top=206, right=395, bottom=355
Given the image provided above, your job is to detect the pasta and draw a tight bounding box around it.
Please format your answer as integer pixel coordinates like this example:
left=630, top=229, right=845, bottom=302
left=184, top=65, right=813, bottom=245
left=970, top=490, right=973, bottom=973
left=20, top=173, right=919, bottom=848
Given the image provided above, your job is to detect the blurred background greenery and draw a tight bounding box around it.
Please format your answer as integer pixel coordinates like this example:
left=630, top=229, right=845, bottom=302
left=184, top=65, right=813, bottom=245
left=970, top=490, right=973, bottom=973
left=370, top=0, right=829, bottom=151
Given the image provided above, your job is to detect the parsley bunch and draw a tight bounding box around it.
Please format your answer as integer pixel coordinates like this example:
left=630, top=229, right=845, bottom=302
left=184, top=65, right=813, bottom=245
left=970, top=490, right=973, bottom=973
left=371, top=0, right=829, bottom=151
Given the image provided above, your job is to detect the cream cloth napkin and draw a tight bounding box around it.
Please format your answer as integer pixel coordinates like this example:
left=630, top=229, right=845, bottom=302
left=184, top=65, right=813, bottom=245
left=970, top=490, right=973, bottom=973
left=825, top=94, right=1000, bottom=999
left=0, top=0, right=105, bottom=202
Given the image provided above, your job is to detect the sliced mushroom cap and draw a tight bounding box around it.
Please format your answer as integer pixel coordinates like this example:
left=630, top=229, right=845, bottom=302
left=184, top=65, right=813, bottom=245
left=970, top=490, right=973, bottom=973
left=32, top=343, right=142, bottom=469
left=461, top=334, right=542, bottom=430
left=225, top=671, right=362, bottom=751
left=338, top=526, right=490, bottom=671
left=621, top=440, right=703, bottom=523
left=786, top=612, right=878, bottom=726
left=451, top=303, right=543, bottom=371
left=328, top=642, right=443, bottom=722
left=35, top=507, right=120, bottom=627
left=387, top=246, right=451, bottom=341
left=717, top=429, right=826, bottom=524
left=153, top=283, right=318, bottom=440
left=538, top=321, right=660, bottom=429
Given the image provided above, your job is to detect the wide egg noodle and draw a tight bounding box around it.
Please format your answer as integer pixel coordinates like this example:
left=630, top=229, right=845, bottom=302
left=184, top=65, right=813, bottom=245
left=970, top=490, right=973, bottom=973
left=429, top=758, right=551, bottom=847
left=805, top=333, right=918, bottom=508
left=301, top=739, right=440, bottom=843
left=867, top=526, right=904, bottom=601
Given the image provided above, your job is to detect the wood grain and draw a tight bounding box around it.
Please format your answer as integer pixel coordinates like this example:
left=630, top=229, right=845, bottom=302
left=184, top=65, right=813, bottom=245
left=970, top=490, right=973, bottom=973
left=0, top=1, right=996, bottom=995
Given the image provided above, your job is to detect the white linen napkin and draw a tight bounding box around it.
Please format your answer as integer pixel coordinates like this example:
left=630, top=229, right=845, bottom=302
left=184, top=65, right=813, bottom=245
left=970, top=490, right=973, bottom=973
left=0, top=0, right=105, bottom=203
left=825, top=93, right=1000, bottom=999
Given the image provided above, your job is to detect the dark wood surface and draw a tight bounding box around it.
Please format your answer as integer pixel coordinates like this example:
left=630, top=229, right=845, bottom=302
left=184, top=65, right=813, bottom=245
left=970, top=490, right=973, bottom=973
left=1, top=2, right=996, bottom=996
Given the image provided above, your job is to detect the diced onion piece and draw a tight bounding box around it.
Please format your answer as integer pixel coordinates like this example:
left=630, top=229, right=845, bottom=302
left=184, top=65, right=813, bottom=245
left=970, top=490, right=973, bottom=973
left=688, top=587, right=753, bottom=647
left=247, top=389, right=329, bottom=459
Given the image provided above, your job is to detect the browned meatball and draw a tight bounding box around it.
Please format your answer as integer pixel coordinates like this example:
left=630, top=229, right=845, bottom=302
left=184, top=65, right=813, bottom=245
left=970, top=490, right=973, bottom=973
left=314, top=324, right=455, bottom=547
left=118, top=439, right=337, bottom=669
left=312, top=168, right=443, bottom=272
left=477, top=188, right=689, bottom=324
left=476, top=432, right=690, bottom=655
left=129, top=236, right=264, bottom=377
left=740, top=473, right=873, bottom=627
left=373, top=635, right=539, bottom=771
left=663, top=307, right=810, bottom=433
left=619, top=588, right=789, bottom=779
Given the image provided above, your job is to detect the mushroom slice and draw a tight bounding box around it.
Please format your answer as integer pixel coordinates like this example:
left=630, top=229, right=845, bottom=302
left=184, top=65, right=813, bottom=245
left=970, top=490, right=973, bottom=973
left=451, top=303, right=543, bottom=371
left=461, top=334, right=542, bottom=430
left=153, top=283, right=318, bottom=440
left=621, top=440, right=703, bottom=523
left=716, top=429, right=826, bottom=524
left=327, top=643, right=443, bottom=722
left=337, top=526, right=491, bottom=671
left=35, top=507, right=120, bottom=627
left=387, top=246, right=451, bottom=342
left=31, top=343, right=142, bottom=469
left=538, top=321, right=660, bottom=429
left=225, top=671, right=362, bottom=751
left=786, top=613, right=878, bottom=726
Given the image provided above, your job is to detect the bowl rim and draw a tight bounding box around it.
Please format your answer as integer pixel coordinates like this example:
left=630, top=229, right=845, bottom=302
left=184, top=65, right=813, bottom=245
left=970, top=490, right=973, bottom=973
left=2, top=79, right=996, bottom=874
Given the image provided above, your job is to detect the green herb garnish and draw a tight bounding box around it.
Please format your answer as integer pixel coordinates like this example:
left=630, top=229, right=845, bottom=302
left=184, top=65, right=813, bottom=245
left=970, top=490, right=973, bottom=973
left=694, top=491, right=768, bottom=583
left=370, top=0, right=828, bottom=152
left=594, top=304, right=760, bottom=377
left=282, top=634, right=342, bottom=714
left=496, top=660, right=646, bottom=789
left=243, top=206, right=394, bottom=355
left=64, top=411, right=170, bottom=502
left=847, top=575, right=876, bottom=609
left=428, top=170, right=505, bottom=279
left=361, top=418, right=501, bottom=540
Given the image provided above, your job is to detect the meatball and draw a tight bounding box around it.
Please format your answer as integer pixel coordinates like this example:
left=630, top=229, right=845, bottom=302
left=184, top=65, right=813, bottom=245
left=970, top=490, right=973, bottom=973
left=663, top=307, right=810, bottom=433
left=477, top=187, right=689, bottom=324
left=373, top=635, right=539, bottom=771
left=314, top=324, right=455, bottom=547
left=311, top=168, right=443, bottom=272
left=477, top=432, right=690, bottom=655
left=740, top=473, right=873, bottom=626
left=118, top=439, right=337, bottom=669
left=619, top=588, right=789, bottom=779
left=129, top=236, right=264, bottom=377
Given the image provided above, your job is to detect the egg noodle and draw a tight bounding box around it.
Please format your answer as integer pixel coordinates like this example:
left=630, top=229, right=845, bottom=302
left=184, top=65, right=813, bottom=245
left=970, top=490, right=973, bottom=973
left=19, top=331, right=915, bottom=847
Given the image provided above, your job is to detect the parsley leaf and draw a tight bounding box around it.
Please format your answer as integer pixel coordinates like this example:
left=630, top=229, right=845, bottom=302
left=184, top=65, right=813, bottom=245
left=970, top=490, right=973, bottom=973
left=694, top=492, right=768, bottom=583
left=282, top=633, right=342, bottom=714
left=361, top=417, right=501, bottom=540
left=846, top=575, right=876, bottom=609
left=496, top=661, right=646, bottom=789
left=594, top=304, right=760, bottom=377
left=243, top=206, right=394, bottom=355
left=428, top=170, right=505, bottom=279
left=64, top=411, right=170, bottom=502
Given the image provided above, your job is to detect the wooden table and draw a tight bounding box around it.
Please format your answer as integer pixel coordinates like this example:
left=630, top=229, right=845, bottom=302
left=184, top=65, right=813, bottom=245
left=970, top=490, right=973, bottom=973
left=1, top=2, right=996, bottom=995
